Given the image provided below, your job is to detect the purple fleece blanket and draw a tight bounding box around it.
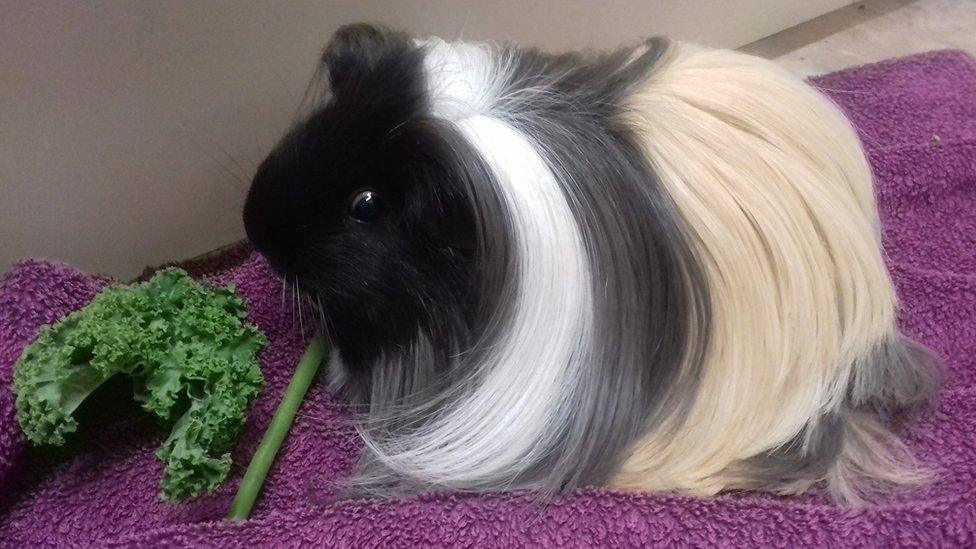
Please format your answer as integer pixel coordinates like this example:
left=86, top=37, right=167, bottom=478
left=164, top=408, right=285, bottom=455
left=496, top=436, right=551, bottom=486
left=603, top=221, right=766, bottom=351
left=2, top=50, right=975, bottom=547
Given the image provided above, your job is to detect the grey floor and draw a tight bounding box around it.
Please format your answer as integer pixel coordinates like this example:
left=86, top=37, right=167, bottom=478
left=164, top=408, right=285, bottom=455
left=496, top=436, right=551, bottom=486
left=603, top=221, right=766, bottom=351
left=742, top=0, right=976, bottom=77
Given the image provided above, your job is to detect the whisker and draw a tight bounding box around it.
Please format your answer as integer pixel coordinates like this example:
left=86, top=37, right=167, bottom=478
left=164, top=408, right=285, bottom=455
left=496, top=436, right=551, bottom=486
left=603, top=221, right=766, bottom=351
left=316, top=294, right=338, bottom=341
left=297, top=279, right=306, bottom=336
left=203, top=149, right=249, bottom=194
left=214, top=142, right=254, bottom=183
left=280, top=276, right=287, bottom=313
left=316, top=295, right=327, bottom=332
left=291, top=278, right=298, bottom=328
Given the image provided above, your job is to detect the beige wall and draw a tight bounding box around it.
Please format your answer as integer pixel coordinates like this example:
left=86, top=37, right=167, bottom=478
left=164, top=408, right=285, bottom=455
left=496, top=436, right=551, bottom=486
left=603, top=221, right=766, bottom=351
left=0, top=1, right=850, bottom=279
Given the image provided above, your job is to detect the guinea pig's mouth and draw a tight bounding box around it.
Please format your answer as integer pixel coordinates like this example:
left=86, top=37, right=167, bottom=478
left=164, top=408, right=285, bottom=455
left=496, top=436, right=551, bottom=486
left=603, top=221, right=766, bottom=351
left=276, top=271, right=336, bottom=338
left=254, top=246, right=340, bottom=340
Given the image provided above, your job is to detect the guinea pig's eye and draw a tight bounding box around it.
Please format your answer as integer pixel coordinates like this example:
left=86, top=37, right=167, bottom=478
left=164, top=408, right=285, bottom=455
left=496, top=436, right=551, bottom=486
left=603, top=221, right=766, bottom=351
left=349, top=189, right=383, bottom=222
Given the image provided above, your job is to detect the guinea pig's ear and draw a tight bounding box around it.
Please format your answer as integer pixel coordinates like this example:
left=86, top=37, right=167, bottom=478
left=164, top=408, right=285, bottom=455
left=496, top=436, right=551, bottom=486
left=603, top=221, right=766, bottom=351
left=321, top=23, right=408, bottom=94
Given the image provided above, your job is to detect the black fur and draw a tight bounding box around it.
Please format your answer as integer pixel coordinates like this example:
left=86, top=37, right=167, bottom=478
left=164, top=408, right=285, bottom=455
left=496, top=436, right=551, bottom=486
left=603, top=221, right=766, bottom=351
left=244, top=26, right=513, bottom=405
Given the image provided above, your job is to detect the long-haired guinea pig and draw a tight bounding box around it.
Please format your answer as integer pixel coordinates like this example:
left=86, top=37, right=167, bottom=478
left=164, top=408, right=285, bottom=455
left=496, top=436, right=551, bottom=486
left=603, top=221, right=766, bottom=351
left=243, top=23, right=941, bottom=504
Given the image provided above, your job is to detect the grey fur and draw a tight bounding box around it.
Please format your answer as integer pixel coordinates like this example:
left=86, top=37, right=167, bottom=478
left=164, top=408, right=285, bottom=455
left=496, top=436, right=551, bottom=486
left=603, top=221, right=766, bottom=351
left=727, top=336, right=941, bottom=501
left=850, top=336, right=942, bottom=419
left=479, top=37, right=712, bottom=491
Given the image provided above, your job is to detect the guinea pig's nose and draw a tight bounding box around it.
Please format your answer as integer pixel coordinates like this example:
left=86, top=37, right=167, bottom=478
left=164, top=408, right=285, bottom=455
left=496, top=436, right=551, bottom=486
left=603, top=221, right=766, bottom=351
left=243, top=205, right=298, bottom=279
left=243, top=182, right=283, bottom=253
left=242, top=200, right=271, bottom=253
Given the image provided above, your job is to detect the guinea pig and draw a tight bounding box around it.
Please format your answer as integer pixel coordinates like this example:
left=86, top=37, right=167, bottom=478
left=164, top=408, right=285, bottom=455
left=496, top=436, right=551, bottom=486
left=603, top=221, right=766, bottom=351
left=243, top=23, right=941, bottom=504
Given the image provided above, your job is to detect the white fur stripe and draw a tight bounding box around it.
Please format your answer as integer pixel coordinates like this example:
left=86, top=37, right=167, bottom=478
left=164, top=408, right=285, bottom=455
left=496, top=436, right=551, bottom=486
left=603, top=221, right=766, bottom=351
left=359, top=41, right=594, bottom=487
left=419, top=38, right=512, bottom=120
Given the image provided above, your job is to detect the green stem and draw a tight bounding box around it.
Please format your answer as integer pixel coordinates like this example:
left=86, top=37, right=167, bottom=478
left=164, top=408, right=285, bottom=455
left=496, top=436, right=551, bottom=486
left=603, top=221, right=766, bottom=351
left=227, top=332, right=327, bottom=521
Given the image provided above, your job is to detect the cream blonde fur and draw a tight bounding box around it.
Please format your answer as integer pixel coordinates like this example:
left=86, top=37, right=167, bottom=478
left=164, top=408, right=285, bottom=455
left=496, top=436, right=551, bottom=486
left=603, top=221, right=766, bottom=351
left=614, top=42, right=910, bottom=501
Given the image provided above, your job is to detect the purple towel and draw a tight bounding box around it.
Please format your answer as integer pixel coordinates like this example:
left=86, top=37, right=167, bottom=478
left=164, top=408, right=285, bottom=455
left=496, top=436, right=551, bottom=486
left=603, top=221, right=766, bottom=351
left=2, top=50, right=975, bottom=547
